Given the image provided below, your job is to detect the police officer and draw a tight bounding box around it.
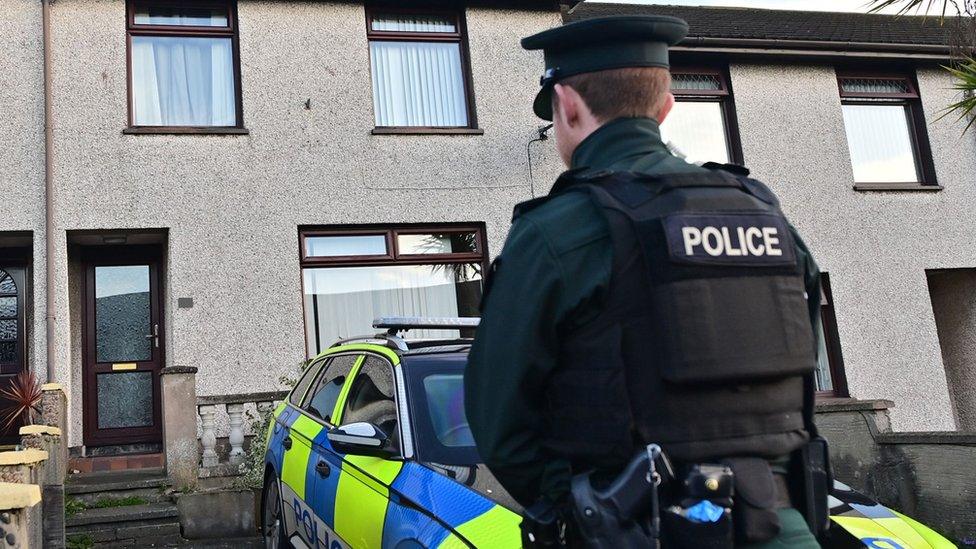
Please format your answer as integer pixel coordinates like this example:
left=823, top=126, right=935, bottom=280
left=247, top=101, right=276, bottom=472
left=465, top=14, right=827, bottom=548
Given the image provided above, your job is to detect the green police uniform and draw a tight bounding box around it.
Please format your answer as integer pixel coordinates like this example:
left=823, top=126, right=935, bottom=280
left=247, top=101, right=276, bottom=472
left=465, top=15, right=823, bottom=548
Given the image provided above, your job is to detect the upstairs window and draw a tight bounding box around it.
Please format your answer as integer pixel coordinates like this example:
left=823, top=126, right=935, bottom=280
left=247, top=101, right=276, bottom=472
left=127, top=0, right=242, bottom=129
left=366, top=9, right=476, bottom=130
left=837, top=72, right=936, bottom=189
left=661, top=69, right=742, bottom=165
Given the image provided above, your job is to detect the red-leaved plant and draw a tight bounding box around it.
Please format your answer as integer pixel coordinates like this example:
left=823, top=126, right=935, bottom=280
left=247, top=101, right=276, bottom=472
left=0, top=371, right=43, bottom=431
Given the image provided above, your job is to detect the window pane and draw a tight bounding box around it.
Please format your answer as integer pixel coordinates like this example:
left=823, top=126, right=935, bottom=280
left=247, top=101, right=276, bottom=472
left=341, top=357, right=399, bottom=452
left=134, top=6, right=228, bottom=27
left=131, top=36, right=236, bottom=127
left=95, top=265, right=151, bottom=363
left=303, top=264, right=482, bottom=356
left=305, top=235, right=387, bottom=258
left=370, top=41, right=468, bottom=127
left=814, top=312, right=834, bottom=393
left=840, top=78, right=910, bottom=95
left=841, top=104, right=919, bottom=183
left=398, top=233, right=477, bottom=255
left=672, top=73, right=722, bottom=92
left=371, top=14, right=456, bottom=33
left=660, top=101, right=730, bottom=165
left=288, top=360, right=323, bottom=407
left=305, top=355, right=358, bottom=423
left=423, top=374, right=474, bottom=447
left=97, top=372, right=153, bottom=429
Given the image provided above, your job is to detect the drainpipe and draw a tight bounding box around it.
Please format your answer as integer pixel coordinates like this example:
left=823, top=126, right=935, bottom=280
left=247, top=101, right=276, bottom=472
left=42, top=0, right=56, bottom=383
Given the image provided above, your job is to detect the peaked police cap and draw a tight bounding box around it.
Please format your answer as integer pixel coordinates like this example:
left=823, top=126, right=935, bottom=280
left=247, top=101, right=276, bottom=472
left=521, top=15, right=689, bottom=120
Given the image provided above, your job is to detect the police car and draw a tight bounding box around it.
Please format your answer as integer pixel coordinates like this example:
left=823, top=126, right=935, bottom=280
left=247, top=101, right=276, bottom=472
left=261, top=317, right=955, bottom=549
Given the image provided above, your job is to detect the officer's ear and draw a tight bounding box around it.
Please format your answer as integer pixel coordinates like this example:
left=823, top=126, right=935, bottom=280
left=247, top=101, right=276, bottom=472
left=655, top=92, right=676, bottom=125
left=553, top=83, right=582, bottom=128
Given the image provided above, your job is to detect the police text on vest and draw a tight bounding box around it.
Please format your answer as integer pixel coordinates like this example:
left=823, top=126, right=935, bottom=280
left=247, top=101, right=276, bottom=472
left=681, top=226, right=782, bottom=258
left=663, top=213, right=796, bottom=267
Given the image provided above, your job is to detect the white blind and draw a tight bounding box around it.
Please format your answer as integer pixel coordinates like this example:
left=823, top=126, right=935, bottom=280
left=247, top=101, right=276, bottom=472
left=841, top=104, right=919, bottom=183
left=660, top=101, right=730, bottom=165
left=371, top=14, right=456, bottom=33
left=131, top=36, right=236, bottom=126
left=370, top=41, right=468, bottom=127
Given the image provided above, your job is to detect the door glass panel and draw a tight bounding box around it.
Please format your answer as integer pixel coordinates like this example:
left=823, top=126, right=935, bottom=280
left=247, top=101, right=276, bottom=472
left=0, top=320, right=16, bottom=340
left=97, top=372, right=154, bottom=429
left=0, top=297, right=16, bottom=317
left=304, top=355, right=359, bottom=424
left=0, top=342, right=14, bottom=363
left=95, top=265, right=152, bottom=363
left=0, top=274, right=15, bottom=294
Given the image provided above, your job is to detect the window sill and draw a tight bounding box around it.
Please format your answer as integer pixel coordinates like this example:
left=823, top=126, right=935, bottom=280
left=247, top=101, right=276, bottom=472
left=853, top=183, right=943, bottom=192
left=123, top=127, right=250, bottom=136
left=371, top=127, right=484, bottom=136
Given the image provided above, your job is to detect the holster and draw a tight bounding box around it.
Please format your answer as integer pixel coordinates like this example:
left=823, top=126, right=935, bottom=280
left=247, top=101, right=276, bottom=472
left=790, top=436, right=832, bottom=538
left=567, top=445, right=669, bottom=549
left=521, top=500, right=567, bottom=549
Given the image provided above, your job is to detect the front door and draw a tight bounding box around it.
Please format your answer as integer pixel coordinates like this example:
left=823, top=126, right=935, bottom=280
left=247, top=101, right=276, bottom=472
left=83, top=249, right=163, bottom=447
left=0, top=264, right=28, bottom=445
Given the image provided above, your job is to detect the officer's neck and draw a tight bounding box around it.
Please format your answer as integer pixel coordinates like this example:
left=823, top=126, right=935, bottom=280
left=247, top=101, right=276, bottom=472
left=570, top=117, right=668, bottom=171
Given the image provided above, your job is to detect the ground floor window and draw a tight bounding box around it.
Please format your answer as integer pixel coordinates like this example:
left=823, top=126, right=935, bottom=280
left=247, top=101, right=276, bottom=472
left=300, top=226, right=486, bottom=356
left=815, top=273, right=848, bottom=397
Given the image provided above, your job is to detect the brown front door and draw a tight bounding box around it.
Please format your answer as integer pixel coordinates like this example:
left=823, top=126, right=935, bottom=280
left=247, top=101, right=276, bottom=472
left=83, top=249, right=163, bottom=447
left=0, top=264, right=28, bottom=445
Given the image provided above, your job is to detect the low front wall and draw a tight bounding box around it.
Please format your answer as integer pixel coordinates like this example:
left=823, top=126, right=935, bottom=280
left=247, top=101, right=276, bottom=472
left=816, top=399, right=976, bottom=544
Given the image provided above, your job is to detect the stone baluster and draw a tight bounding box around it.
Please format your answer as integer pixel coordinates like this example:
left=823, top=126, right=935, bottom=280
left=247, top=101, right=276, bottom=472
left=198, top=405, right=219, bottom=468
left=227, top=403, right=245, bottom=465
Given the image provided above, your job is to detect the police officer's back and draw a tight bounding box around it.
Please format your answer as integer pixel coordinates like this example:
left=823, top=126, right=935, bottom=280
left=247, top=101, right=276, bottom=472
left=465, top=15, right=828, bottom=548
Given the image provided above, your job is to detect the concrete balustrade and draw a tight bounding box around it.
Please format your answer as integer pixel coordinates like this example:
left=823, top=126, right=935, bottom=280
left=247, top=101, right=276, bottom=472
left=0, top=483, right=42, bottom=549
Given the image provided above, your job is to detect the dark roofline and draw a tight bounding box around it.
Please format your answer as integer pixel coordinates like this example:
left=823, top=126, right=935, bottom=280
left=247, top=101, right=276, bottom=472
left=565, top=3, right=954, bottom=60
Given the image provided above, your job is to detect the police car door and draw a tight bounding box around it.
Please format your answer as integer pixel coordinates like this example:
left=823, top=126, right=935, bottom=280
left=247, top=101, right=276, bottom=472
left=331, top=354, right=406, bottom=548
left=282, top=353, right=361, bottom=548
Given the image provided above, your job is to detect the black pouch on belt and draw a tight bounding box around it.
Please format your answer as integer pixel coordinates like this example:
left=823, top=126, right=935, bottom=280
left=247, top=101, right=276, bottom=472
left=721, top=458, right=781, bottom=543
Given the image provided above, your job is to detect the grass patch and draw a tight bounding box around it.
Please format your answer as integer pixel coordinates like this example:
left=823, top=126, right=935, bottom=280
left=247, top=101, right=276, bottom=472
left=66, top=533, right=94, bottom=549
left=64, top=498, right=87, bottom=518
left=91, top=495, right=148, bottom=508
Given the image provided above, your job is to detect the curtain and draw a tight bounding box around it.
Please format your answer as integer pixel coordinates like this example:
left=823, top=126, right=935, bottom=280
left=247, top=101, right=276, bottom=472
left=814, top=314, right=833, bottom=392
left=660, top=101, right=730, bottom=164
left=131, top=36, right=235, bottom=126
left=842, top=104, right=919, bottom=183
left=303, top=265, right=481, bottom=356
left=370, top=40, right=468, bottom=127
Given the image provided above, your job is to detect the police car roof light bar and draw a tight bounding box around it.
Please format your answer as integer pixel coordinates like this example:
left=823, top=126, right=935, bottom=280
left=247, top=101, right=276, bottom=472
left=373, top=317, right=481, bottom=335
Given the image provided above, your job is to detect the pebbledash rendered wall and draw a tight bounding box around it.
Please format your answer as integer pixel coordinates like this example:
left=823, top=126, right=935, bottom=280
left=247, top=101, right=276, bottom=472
left=0, top=0, right=46, bottom=393
left=44, top=0, right=564, bottom=448
left=2, top=0, right=974, bottom=448
left=729, top=63, right=976, bottom=432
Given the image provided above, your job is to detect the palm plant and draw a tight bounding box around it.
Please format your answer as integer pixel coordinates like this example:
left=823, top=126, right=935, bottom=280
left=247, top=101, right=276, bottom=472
left=0, top=371, right=43, bottom=431
left=868, top=0, right=976, bottom=132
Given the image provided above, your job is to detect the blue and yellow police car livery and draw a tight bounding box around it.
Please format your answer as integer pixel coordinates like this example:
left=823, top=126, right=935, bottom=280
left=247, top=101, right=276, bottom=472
left=261, top=317, right=956, bottom=549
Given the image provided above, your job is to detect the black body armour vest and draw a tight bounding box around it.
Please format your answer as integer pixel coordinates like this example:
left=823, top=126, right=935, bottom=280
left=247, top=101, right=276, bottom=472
left=534, top=168, right=816, bottom=470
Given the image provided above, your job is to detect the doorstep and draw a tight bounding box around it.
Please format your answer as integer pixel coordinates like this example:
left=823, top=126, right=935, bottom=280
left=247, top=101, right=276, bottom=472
left=69, top=452, right=164, bottom=474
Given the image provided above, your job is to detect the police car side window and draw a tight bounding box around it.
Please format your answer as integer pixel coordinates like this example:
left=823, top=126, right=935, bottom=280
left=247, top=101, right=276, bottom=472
left=303, top=354, right=359, bottom=425
left=340, top=356, right=399, bottom=451
left=288, top=358, right=324, bottom=407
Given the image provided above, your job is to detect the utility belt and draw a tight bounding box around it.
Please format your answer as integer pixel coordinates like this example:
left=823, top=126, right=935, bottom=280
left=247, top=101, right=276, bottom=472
left=521, top=439, right=831, bottom=549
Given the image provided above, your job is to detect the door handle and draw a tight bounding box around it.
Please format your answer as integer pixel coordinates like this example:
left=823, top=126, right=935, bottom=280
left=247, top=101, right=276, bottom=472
left=144, top=324, right=159, bottom=348
left=315, top=461, right=331, bottom=478
left=282, top=436, right=293, bottom=450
